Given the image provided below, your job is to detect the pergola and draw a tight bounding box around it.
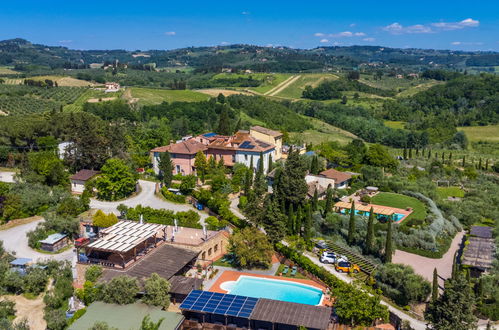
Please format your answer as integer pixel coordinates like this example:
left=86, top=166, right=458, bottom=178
left=81, top=221, right=167, bottom=268
left=334, top=201, right=395, bottom=217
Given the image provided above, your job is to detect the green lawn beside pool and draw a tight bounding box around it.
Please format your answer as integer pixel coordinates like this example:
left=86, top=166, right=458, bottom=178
left=371, top=192, right=427, bottom=221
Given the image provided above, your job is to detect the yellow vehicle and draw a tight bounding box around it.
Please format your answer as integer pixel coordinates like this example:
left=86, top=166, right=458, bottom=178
left=335, top=261, right=360, bottom=273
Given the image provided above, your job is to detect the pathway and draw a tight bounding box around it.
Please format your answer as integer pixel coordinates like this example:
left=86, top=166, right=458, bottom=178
left=90, top=180, right=209, bottom=222
left=393, top=231, right=465, bottom=286
left=0, top=219, right=73, bottom=263
left=264, top=75, right=300, bottom=96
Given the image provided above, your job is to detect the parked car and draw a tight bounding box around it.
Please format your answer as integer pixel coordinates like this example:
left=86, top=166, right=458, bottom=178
left=335, top=261, right=360, bottom=273
left=315, top=240, right=327, bottom=249
left=320, top=251, right=337, bottom=264
left=74, top=237, right=89, bottom=247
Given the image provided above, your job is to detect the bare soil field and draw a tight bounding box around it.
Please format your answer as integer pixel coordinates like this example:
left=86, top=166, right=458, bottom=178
left=1, top=295, right=46, bottom=330
left=196, top=88, right=252, bottom=97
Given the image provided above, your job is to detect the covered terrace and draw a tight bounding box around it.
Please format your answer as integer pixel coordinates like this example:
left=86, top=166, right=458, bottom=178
left=77, top=220, right=167, bottom=269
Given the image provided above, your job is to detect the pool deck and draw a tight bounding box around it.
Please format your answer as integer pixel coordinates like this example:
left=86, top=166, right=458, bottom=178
left=208, top=270, right=330, bottom=306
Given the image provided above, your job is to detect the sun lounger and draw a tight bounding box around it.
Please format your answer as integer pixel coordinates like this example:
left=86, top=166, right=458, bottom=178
left=282, top=265, right=289, bottom=275
left=291, top=266, right=297, bottom=276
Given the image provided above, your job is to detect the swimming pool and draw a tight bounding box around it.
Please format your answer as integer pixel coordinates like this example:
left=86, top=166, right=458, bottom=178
left=220, top=275, right=323, bottom=305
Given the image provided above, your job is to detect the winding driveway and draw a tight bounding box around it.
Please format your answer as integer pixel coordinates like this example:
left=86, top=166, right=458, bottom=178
left=0, top=219, right=73, bottom=262
left=89, top=180, right=209, bottom=222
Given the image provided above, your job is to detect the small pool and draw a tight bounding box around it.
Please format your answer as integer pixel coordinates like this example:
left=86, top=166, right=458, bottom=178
left=220, top=276, right=323, bottom=305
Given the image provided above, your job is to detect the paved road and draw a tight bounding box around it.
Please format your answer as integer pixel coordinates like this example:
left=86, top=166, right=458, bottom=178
left=393, top=231, right=465, bottom=286
left=90, top=180, right=209, bottom=222
left=0, top=219, right=73, bottom=262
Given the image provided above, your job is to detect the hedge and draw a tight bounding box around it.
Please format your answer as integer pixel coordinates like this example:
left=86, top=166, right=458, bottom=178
left=161, top=187, right=186, bottom=203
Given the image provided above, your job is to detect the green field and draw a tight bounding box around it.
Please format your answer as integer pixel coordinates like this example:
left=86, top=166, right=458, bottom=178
left=0, top=67, right=17, bottom=74
left=371, top=192, right=427, bottom=221
left=63, top=88, right=113, bottom=112
left=275, top=73, right=338, bottom=99
left=458, top=125, right=499, bottom=143
left=289, top=116, right=358, bottom=145
left=436, top=187, right=465, bottom=199
left=130, top=87, right=209, bottom=105
left=384, top=121, right=406, bottom=129
left=249, top=73, right=292, bottom=94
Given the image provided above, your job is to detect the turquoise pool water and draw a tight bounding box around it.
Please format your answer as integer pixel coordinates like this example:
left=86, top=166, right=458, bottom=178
left=223, top=276, right=323, bottom=305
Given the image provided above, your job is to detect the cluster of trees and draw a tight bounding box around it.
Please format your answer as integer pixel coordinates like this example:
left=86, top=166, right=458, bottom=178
left=117, top=204, right=202, bottom=229
left=24, top=78, right=58, bottom=87
left=27, top=212, right=80, bottom=249
left=302, top=78, right=396, bottom=100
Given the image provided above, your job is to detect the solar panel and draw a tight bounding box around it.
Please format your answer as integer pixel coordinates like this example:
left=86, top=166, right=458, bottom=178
left=179, top=290, right=258, bottom=319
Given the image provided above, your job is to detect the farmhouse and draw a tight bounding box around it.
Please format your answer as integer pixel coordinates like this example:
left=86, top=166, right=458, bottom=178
left=39, top=233, right=69, bottom=252
left=151, top=139, right=207, bottom=176
left=70, top=169, right=99, bottom=194
left=250, top=125, right=283, bottom=160
left=319, top=168, right=353, bottom=189
left=104, top=82, right=120, bottom=92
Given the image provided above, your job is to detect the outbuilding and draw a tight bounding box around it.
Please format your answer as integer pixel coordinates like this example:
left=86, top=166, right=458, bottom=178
left=39, top=233, right=69, bottom=252
left=69, top=169, right=100, bottom=194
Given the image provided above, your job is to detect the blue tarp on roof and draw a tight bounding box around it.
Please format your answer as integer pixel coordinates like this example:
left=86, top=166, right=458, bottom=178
left=203, top=132, right=217, bottom=137
left=39, top=233, right=67, bottom=245
left=10, top=258, right=32, bottom=266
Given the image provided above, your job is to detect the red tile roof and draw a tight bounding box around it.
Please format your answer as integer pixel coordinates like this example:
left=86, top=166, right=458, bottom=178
left=70, top=169, right=100, bottom=181
left=320, top=169, right=352, bottom=183
left=151, top=140, right=207, bottom=155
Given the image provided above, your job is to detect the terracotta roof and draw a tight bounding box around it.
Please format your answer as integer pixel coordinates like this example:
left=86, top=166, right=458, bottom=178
left=151, top=140, right=207, bottom=155
left=207, top=132, right=275, bottom=153
left=70, top=169, right=100, bottom=181
left=250, top=125, right=283, bottom=138
left=320, top=169, right=352, bottom=183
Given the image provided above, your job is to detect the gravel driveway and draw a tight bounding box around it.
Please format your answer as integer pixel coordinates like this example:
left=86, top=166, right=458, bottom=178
left=0, top=219, right=74, bottom=262
left=90, top=180, right=209, bottom=222
left=393, top=231, right=465, bottom=285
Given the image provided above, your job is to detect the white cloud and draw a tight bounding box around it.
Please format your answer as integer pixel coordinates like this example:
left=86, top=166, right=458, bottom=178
left=451, top=41, right=483, bottom=46
left=314, top=32, right=325, bottom=37
left=363, top=37, right=375, bottom=42
left=220, top=41, right=229, bottom=45
left=59, top=40, right=72, bottom=44
left=164, top=31, right=176, bottom=36
left=383, top=18, right=479, bottom=35
left=330, top=31, right=366, bottom=38
left=432, top=18, right=479, bottom=30
left=349, top=23, right=356, bottom=27
left=320, top=39, right=329, bottom=43
left=451, top=41, right=462, bottom=45
left=241, top=11, right=250, bottom=15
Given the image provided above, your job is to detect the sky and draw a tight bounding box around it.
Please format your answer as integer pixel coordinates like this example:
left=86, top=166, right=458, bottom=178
left=1, top=0, right=498, bottom=51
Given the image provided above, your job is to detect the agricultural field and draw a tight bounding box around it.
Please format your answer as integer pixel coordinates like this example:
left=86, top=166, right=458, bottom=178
left=458, top=125, right=499, bottom=143
left=130, top=87, right=209, bottom=105
left=0, top=66, right=18, bottom=74
left=289, top=116, right=358, bottom=146
left=196, top=88, right=253, bottom=97
left=64, top=88, right=119, bottom=112
left=27, top=75, right=93, bottom=87
left=248, top=73, right=292, bottom=94
left=371, top=192, right=427, bottom=222
left=0, top=96, right=60, bottom=115
left=275, top=73, right=338, bottom=99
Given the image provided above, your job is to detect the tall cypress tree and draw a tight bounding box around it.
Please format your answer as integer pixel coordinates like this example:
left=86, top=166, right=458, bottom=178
left=303, top=204, right=313, bottom=242
left=408, top=148, right=413, bottom=159
left=385, top=217, right=393, bottom=263
left=244, top=167, right=252, bottom=196
left=428, top=149, right=432, bottom=159
left=365, top=206, right=375, bottom=253
left=233, top=117, right=241, bottom=134
left=267, top=154, right=273, bottom=173
left=432, top=268, right=439, bottom=303
left=441, top=152, right=445, bottom=163
left=310, top=155, right=319, bottom=174
left=158, top=152, right=173, bottom=187
left=403, top=147, right=407, bottom=160
left=216, top=107, right=231, bottom=135
left=288, top=203, right=295, bottom=235
left=253, top=152, right=266, bottom=196
left=478, top=158, right=482, bottom=170
left=296, top=205, right=303, bottom=236
left=485, top=159, right=489, bottom=171
left=347, top=201, right=356, bottom=244
left=311, top=188, right=318, bottom=212
left=462, top=156, right=466, bottom=167
left=449, top=152, right=453, bottom=163
left=324, top=184, right=333, bottom=216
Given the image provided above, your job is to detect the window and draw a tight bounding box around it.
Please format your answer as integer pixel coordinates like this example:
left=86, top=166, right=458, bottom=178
left=244, top=154, right=248, bottom=161
left=202, top=252, right=206, bottom=260
left=176, top=165, right=181, bottom=174
left=214, top=244, right=218, bottom=253
left=231, top=155, right=236, bottom=163
left=208, top=248, right=212, bottom=256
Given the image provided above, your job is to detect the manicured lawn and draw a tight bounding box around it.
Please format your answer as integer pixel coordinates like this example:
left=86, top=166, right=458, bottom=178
left=131, top=87, right=209, bottom=105
left=371, top=192, right=427, bottom=221
left=457, top=125, right=499, bottom=143
left=436, top=186, right=465, bottom=199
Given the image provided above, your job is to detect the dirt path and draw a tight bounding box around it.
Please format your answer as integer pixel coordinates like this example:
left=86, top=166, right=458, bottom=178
left=2, top=295, right=46, bottom=330
left=393, top=231, right=465, bottom=287
left=265, top=75, right=300, bottom=96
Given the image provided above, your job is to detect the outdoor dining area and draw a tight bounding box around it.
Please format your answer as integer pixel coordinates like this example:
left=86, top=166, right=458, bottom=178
left=76, top=220, right=168, bottom=269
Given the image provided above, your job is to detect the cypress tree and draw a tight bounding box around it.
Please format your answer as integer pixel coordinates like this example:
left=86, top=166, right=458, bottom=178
left=267, top=154, right=273, bottom=173
left=449, top=152, right=452, bottom=163
left=347, top=201, right=356, bottom=244
left=296, top=205, right=303, bottom=236
left=324, top=184, right=333, bottom=216
left=216, top=107, right=231, bottom=135
left=435, top=152, right=438, bottom=160
left=408, top=148, right=413, bottom=159
left=365, top=206, right=375, bottom=253
left=441, top=152, right=445, bottom=163
left=403, top=147, right=407, bottom=160
left=310, top=155, right=319, bottom=174
left=462, top=155, right=466, bottom=167
left=485, top=159, right=489, bottom=171
left=288, top=204, right=295, bottom=235
left=311, top=188, right=318, bottom=212
left=385, top=217, right=393, bottom=263
left=478, top=158, right=482, bottom=170
left=253, top=152, right=266, bottom=196
left=416, top=147, right=419, bottom=157
left=432, top=268, right=439, bottom=302
left=303, top=205, right=313, bottom=242
left=158, top=152, right=173, bottom=187
left=244, top=168, right=252, bottom=195
left=428, top=149, right=432, bottom=159
left=233, top=117, right=241, bottom=133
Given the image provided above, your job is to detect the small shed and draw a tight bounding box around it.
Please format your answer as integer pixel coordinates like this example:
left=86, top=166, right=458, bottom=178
left=70, top=169, right=100, bottom=194
left=10, top=258, right=33, bottom=275
left=39, top=233, right=69, bottom=252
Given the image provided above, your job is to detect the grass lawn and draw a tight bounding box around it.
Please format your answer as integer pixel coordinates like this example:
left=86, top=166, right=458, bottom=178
left=274, top=263, right=308, bottom=279
left=63, top=88, right=113, bottom=112
left=436, top=186, right=465, bottom=199
left=384, top=121, right=406, bottom=129
left=130, top=87, right=209, bottom=105
left=371, top=192, right=427, bottom=221
left=249, top=73, right=292, bottom=94
left=457, top=125, right=499, bottom=143
left=289, top=115, right=358, bottom=145
left=275, top=73, right=338, bottom=99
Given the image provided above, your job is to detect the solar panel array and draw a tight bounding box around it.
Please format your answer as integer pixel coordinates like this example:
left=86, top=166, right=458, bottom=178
left=239, top=141, right=255, bottom=149
left=180, top=290, right=258, bottom=319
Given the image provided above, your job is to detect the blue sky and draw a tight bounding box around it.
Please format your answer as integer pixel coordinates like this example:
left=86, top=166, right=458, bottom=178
left=1, top=0, right=498, bottom=51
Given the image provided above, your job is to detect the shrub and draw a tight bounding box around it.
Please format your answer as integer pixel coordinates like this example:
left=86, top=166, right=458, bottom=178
left=23, top=268, right=48, bottom=296
left=45, top=309, right=67, bottom=330
left=161, top=188, right=186, bottom=203
left=85, top=265, right=103, bottom=282
left=0, top=300, right=15, bottom=319
left=101, top=276, right=139, bottom=305
left=92, top=210, right=118, bottom=228
left=142, top=273, right=171, bottom=309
